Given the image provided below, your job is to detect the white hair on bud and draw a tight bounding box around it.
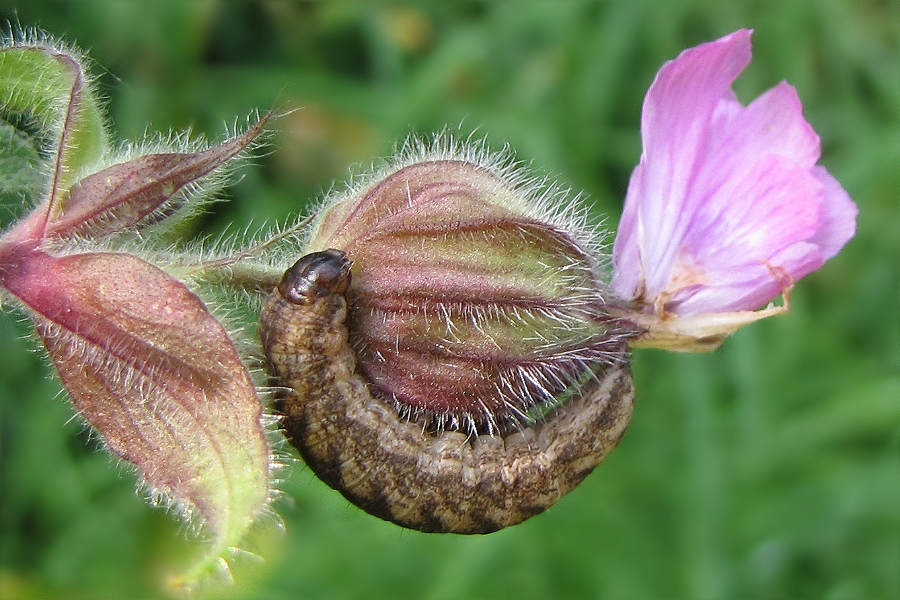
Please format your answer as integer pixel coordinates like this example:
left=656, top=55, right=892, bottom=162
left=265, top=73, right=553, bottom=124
left=301, top=130, right=613, bottom=282
left=283, top=131, right=633, bottom=436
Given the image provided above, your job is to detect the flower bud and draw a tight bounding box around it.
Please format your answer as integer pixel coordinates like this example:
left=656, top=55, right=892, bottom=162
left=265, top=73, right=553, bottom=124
left=0, top=33, right=273, bottom=588
left=260, top=143, right=639, bottom=533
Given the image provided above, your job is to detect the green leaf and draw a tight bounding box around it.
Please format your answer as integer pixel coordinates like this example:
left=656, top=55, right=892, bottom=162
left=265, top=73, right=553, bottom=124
left=0, top=40, right=108, bottom=204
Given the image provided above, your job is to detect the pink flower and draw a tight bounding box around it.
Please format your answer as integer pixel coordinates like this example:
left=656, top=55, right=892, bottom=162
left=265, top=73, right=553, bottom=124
left=612, top=29, right=857, bottom=351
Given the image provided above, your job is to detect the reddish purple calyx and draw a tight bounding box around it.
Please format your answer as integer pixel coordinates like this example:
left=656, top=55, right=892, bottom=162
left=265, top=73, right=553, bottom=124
left=308, top=159, right=631, bottom=433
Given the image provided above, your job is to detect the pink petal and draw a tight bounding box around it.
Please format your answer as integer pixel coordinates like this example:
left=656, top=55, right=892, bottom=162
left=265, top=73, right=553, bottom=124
left=679, top=83, right=825, bottom=266
left=683, top=158, right=823, bottom=272
left=672, top=242, right=822, bottom=316
left=810, top=166, right=858, bottom=260
left=712, top=82, right=821, bottom=166
left=613, top=28, right=858, bottom=321
left=631, top=29, right=753, bottom=300
left=611, top=165, right=645, bottom=300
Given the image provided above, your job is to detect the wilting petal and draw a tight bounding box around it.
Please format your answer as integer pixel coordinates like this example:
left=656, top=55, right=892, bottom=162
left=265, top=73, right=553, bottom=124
left=620, top=29, right=753, bottom=301
left=612, top=29, right=857, bottom=350
left=0, top=249, right=271, bottom=585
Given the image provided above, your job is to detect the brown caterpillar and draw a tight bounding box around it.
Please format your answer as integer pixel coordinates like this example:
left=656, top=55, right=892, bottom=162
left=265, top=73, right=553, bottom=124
left=259, top=249, right=635, bottom=534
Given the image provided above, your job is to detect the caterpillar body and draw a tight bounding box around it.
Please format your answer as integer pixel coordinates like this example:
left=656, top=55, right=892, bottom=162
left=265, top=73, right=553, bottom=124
left=259, top=249, right=635, bottom=534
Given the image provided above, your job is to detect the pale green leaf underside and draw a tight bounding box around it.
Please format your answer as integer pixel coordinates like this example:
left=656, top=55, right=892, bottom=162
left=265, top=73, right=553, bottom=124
left=0, top=45, right=107, bottom=197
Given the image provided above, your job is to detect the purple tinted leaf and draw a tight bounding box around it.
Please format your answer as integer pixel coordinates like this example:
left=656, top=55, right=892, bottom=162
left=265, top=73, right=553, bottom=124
left=2, top=249, right=270, bottom=582
left=47, top=116, right=269, bottom=238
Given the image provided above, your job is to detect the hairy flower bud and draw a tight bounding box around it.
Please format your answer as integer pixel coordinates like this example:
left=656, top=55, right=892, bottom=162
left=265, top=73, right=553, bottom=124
left=260, top=142, right=640, bottom=533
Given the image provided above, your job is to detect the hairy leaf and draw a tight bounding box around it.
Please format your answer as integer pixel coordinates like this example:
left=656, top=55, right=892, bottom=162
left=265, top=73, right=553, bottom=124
left=0, top=42, right=107, bottom=200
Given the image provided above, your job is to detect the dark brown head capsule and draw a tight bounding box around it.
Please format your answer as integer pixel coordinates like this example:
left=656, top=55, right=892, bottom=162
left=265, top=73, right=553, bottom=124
left=277, top=249, right=352, bottom=305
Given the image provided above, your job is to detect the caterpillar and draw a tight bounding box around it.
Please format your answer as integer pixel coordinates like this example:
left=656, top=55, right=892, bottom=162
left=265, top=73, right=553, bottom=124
left=259, top=249, right=635, bottom=534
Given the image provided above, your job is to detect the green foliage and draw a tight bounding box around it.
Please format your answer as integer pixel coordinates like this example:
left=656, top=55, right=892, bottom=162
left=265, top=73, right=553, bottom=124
left=0, top=121, right=43, bottom=210
left=1, top=1, right=898, bottom=599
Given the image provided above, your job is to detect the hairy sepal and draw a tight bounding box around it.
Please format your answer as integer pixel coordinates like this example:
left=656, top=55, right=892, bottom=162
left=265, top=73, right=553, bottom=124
left=306, top=144, right=634, bottom=433
left=1, top=249, right=271, bottom=587
left=46, top=116, right=269, bottom=239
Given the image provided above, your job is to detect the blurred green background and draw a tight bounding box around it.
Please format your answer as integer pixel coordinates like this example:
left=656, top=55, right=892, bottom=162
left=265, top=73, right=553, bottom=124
left=1, top=1, right=898, bottom=599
